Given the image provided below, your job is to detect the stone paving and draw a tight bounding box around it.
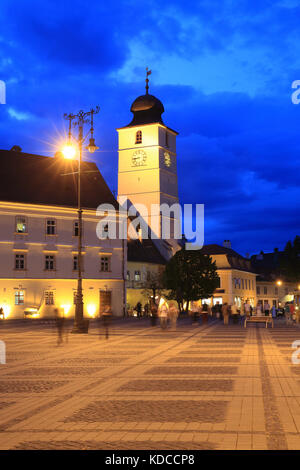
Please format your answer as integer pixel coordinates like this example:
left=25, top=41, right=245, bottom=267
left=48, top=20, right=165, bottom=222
left=1, top=317, right=300, bottom=450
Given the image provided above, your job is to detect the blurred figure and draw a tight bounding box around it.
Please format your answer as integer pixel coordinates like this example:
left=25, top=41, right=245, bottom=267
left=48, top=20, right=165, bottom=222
left=215, top=302, right=222, bottom=320
left=271, top=304, right=277, bottom=318
left=190, top=301, right=199, bottom=324
left=222, top=303, right=230, bottom=325
left=158, top=301, right=168, bottom=330
left=101, top=305, right=111, bottom=339
left=256, top=303, right=263, bottom=316
left=264, top=301, right=271, bottom=316
left=231, top=303, right=239, bottom=324
left=201, top=302, right=209, bottom=324
left=54, top=307, right=67, bottom=346
left=239, top=305, right=245, bottom=326
left=135, top=302, right=142, bottom=319
left=150, top=299, right=158, bottom=326
left=144, top=302, right=149, bottom=317
left=168, top=301, right=179, bottom=331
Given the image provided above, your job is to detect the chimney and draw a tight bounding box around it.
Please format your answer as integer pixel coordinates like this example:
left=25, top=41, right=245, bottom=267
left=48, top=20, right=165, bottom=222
left=223, top=240, right=231, bottom=249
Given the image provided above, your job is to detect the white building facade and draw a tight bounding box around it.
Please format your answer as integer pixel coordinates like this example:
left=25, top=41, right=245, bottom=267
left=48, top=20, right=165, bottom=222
left=0, top=149, right=126, bottom=319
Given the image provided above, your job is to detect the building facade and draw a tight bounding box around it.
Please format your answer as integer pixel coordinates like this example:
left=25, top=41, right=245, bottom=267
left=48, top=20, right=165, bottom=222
left=199, top=244, right=257, bottom=307
left=0, top=149, right=126, bottom=319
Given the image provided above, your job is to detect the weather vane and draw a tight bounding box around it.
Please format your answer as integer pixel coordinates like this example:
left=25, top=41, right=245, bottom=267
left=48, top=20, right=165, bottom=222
left=146, top=67, right=152, bottom=94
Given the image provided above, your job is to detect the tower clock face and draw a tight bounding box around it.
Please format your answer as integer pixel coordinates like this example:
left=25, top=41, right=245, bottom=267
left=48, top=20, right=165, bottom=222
left=132, top=149, right=147, bottom=166
left=164, top=151, right=171, bottom=167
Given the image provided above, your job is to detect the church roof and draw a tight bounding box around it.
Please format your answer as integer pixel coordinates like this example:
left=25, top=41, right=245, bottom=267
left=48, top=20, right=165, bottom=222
left=127, top=238, right=167, bottom=265
left=0, top=148, right=119, bottom=210
left=125, top=93, right=165, bottom=127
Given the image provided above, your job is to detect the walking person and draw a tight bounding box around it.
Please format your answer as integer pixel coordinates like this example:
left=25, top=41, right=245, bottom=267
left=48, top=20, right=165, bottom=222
left=256, top=302, right=263, bottom=316
left=239, top=305, right=245, bottom=327
left=168, top=301, right=179, bottom=331
left=158, top=301, right=169, bottom=330
left=271, top=304, right=277, bottom=319
left=201, top=302, right=209, bottom=324
left=231, top=303, right=239, bottom=324
left=101, top=305, right=111, bottom=339
left=264, top=301, right=271, bottom=316
left=190, top=301, right=199, bottom=324
left=150, top=299, right=158, bottom=326
left=136, top=302, right=142, bottom=319
left=54, top=307, right=66, bottom=346
left=222, top=303, right=230, bottom=325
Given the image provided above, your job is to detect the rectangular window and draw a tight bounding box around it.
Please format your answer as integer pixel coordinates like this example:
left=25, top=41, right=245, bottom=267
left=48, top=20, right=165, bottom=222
left=46, top=219, right=56, bottom=235
left=100, top=256, right=110, bottom=272
left=264, top=287, right=267, bottom=295
left=275, top=287, right=278, bottom=295
left=165, top=131, right=169, bottom=148
left=257, top=286, right=260, bottom=295
left=285, top=288, right=289, bottom=295
left=45, top=291, right=54, bottom=305
left=15, top=216, right=27, bottom=233
left=15, top=290, right=24, bottom=305
left=242, top=279, right=244, bottom=289
left=126, top=271, right=130, bottom=281
left=15, top=253, right=25, bottom=270
left=73, top=221, right=79, bottom=237
left=134, top=270, right=141, bottom=281
left=45, top=255, right=55, bottom=270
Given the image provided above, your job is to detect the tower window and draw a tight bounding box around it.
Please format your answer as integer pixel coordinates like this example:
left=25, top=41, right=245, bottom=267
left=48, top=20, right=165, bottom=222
left=165, top=131, right=169, bottom=148
left=135, top=130, right=142, bottom=144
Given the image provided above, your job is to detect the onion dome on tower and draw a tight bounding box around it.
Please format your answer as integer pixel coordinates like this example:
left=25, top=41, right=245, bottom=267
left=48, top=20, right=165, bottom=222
left=126, top=68, right=165, bottom=127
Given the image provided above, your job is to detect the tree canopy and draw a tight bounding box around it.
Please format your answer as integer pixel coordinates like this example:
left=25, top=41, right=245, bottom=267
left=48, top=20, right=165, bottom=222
left=163, top=249, right=220, bottom=312
left=280, top=236, right=300, bottom=282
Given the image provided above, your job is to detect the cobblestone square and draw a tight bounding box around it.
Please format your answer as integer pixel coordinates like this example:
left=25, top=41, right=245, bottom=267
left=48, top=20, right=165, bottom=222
left=1, top=317, right=300, bottom=450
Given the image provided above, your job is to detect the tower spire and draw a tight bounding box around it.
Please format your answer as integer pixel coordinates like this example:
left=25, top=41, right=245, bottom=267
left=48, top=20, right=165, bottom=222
left=145, top=67, right=152, bottom=94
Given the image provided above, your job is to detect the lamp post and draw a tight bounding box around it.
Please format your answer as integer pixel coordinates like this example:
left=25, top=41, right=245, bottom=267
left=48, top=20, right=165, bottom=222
left=62, top=107, right=100, bottom=333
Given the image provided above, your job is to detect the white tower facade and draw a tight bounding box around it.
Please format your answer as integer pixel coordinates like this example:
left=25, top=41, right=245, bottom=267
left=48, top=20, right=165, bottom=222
left=117, top=88, right=179, bottom=242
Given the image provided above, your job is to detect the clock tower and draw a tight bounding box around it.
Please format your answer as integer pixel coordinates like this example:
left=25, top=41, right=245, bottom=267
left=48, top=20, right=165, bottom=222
left=117, top=75, right=179, bottom=242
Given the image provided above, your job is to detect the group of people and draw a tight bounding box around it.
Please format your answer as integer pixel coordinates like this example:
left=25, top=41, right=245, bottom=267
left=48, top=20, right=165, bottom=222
left=149, top=300, right=179, bottom=330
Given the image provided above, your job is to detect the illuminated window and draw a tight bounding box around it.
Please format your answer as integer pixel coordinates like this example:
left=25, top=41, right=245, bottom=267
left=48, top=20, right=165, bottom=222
left=15, top=290, right=24, bottom=305
left=15, top=253, right=26, bottom=270
left=100, top=256, right=110, bottom=272
left=46, top=219, right=56, bottom=235
left=45, top=291, right=54, bottom=305
left=45, top=255, right=55, bottom=270
left=16, top=216, right=27, bottom=233
left=126, top=271, right=130, bottom=281
left=134, top=270, right=141, bottom=281
left=135, top=130, right=142, bottom=144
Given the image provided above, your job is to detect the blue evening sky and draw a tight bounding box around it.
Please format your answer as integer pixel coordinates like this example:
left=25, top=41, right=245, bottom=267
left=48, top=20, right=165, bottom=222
left=0, top=0, right=300, bottom=256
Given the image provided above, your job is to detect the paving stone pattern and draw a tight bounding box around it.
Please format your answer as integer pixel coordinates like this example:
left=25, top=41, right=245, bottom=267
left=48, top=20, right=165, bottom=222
left=1, top=318, right=300, bottom=450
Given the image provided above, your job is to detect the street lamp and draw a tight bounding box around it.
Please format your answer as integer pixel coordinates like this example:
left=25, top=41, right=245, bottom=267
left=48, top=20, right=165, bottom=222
left=62, top=107, right=100, bottom=333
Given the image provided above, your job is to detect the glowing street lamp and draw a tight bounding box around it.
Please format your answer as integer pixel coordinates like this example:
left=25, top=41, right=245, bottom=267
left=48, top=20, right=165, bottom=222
left=276, top=280, right=282, bottom=286
left=62, top=107, right=100, bottom=333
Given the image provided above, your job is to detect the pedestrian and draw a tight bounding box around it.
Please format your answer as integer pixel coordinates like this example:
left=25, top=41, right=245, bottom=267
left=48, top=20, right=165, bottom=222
left=256, top=303, right=263, bottom=316
left=158, top=301, right=168, bottom=330
left=231, top=303, right=239, bottom=324
left=190, top=301, right=199, bottom=324
left=136, top=302, right=142, bottom=319
left=0, top=307, right=4, bottom=320
left=215, top=302, right=222, bottom=320
left=54, top=307, right=66, bottom=346
left=101, top=305, right=111, bottom=339
left=222, top=303, right=230, bottom=325
left=290, top=303, right=295, bottom=322
left=144, top=303, right=149, bottom=317
left=271, top=305, right=277, bottom=318
left=264, top=301, right=270, bottom=316
left=168, top=301, right=179, bottom=331
left=201, top=302, right=209, bottom=324
left=239, top=305, right=245, bottom=327
left=150, top=300, right=158, bottom=326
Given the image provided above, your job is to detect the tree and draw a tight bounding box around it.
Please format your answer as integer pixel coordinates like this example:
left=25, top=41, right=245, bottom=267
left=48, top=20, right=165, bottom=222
left=141, top=271, right=166, bottom=303
left=163, top=249, right=220, bottom=312
left=280, top=236, right=300, bottom=282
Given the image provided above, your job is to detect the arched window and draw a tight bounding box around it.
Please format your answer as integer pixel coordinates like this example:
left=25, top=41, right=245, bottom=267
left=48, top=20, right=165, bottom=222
left=135, top=130, right=142, bottom=144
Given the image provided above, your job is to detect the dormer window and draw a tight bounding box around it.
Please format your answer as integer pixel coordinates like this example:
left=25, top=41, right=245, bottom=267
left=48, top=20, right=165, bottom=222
left=135, top=130, right=142, bottom=144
